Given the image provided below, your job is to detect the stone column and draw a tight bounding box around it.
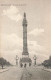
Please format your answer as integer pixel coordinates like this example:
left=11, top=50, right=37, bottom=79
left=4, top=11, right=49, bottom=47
left=22, top=13, right=28, bottom=55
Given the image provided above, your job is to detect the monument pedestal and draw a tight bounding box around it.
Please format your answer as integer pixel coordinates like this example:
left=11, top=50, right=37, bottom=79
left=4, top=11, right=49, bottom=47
left=20, top=57, right=32, bottom=67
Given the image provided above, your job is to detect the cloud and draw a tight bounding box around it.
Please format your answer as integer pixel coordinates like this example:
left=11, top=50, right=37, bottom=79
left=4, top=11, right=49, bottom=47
left=28, top=28, right=44, bottom=36
left=1, top=33, right=23, bottom=50
left=28, top=41, right=43, bottom=51
left=3, top=5, right=22, bottom=22
left=1, top=33, right=45, bottom=64
left=1, top=33, right=42, bottom=52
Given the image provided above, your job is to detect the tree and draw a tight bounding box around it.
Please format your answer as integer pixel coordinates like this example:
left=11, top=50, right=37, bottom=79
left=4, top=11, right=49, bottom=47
left=42, top=55, right=51, bottom=67
left=0, top=57, right=11, bottom=69
left=49, top=56, right=51, bottom=60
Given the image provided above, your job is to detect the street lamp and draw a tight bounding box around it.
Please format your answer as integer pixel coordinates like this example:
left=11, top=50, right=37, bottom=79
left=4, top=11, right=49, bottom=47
left=33, top=55, right=37, bottom=66
left=15, top=55, right=19, bottom=66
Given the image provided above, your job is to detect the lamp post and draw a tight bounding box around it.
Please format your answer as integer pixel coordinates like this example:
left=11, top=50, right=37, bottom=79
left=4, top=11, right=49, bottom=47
left=15, top=55, right=19, bottom=66
left=33, top=55, right=37, bottom=66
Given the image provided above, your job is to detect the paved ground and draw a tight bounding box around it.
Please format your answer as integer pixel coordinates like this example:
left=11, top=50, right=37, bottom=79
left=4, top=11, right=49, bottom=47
left=0, top=68, right=9, bottom=73
left=0, top=66, right=23, bottom=80
left=0, top=66, right=51, bottom=80
left=21, top=66, right=51, bottom=80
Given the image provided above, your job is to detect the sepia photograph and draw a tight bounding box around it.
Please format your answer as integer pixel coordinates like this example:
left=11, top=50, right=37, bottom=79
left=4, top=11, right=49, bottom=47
left=0, top=0, right=51, bottom=80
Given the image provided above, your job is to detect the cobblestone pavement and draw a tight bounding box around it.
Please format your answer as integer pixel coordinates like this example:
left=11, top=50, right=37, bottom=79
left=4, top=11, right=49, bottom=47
left=20, top=66, right=51, bottom=80
left=0, top=66, right=51, bottom=80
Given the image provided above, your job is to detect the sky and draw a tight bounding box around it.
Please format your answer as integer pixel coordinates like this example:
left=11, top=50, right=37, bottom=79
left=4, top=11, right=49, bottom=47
left=0, top=0, right=51, bottom=64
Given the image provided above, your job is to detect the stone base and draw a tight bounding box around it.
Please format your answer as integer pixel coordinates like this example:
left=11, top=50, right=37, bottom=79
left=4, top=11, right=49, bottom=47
left=22, top=52, right=29, bottom=55
left=20, top=57, right=32, bottom=67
